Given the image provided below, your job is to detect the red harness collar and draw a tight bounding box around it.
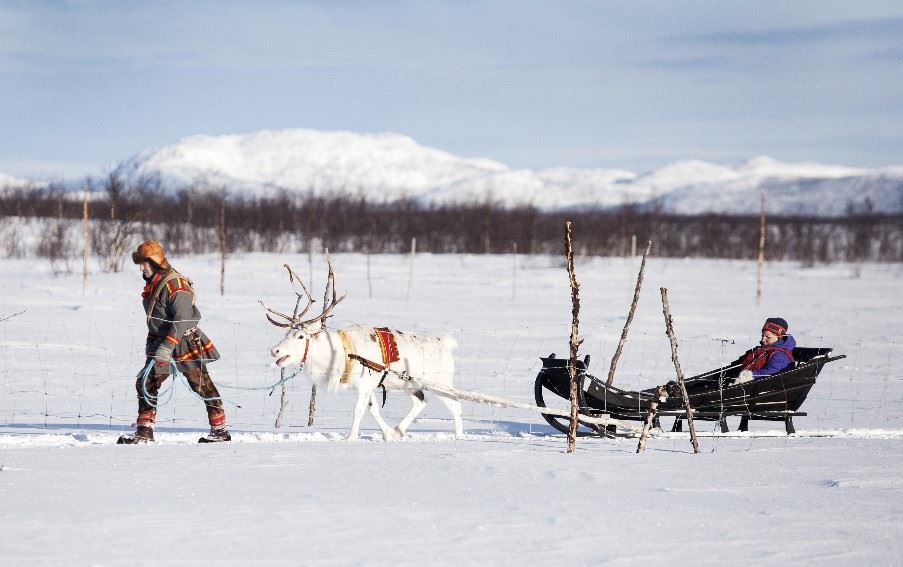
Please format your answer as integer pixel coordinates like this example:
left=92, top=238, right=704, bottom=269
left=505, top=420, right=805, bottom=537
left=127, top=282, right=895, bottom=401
left=300, top=337, right=310, bottom=363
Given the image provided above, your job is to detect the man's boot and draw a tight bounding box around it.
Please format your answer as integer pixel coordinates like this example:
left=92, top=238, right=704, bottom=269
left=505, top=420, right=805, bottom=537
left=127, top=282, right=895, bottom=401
left=117, top=425, right=155, bottom=444
left=198, top=425, right=231, bottom=443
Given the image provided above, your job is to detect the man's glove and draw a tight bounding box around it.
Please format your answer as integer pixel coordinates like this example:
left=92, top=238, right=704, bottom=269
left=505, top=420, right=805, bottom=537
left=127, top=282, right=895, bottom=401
left=735, top=370, right=754, bottom=384
left=153, top=342, right=175, bottom=375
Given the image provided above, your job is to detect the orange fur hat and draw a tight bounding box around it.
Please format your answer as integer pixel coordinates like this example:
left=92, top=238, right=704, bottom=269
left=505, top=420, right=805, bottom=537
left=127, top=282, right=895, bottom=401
left=132, top=240, right=169, bottom=269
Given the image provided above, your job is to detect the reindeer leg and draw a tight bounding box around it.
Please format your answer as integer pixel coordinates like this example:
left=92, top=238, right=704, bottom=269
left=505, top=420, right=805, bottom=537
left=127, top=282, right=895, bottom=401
left=395, top=389, right=427, bottom=437
left=344, top=389, right=371, bottom=441
left=367, top=391, right=401, bottom=441
left=435, top=393, right=465, bottom=439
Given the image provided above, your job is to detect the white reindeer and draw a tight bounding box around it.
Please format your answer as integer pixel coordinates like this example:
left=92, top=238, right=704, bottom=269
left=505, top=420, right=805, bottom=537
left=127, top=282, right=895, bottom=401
left=263, top=259, right=464, bottom=441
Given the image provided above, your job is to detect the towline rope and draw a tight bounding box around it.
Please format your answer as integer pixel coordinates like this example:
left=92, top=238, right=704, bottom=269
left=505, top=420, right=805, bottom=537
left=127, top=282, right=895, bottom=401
left=138, top=358, right=300, bottom=409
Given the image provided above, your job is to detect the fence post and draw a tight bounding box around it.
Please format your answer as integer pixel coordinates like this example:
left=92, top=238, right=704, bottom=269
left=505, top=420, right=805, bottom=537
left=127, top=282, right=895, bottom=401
left=757, top=192, right=766, bottom=306
left=512, top=241, right=518, bottom=300
left=82, top=182, right=89, bottom=294
left=275, top=368, right=288, bottom=428
left=565, top=222, right=581, bottom=453
left=219, top=198, right=227, bottom=296
left=366, top=246, right=373, bottom=299
left=405, top=237, right=416, bottom=301
left=307, top=384, right=317, bottom=427
left=308, top=244, right=314, bottom=293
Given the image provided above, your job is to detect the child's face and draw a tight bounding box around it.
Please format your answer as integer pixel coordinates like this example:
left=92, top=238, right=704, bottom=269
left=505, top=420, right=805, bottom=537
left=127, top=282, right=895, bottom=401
left=760, top=330, right=780, bottom=346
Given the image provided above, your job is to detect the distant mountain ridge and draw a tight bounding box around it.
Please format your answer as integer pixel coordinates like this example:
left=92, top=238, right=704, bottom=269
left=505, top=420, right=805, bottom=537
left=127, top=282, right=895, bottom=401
left=6, top=128, right=903, bottom=216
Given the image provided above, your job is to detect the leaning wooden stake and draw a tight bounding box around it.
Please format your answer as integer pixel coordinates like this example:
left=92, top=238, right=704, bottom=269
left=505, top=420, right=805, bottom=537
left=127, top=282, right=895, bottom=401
left=660, top=287, right=699, bottom=454
left=756, top=192, right=766, bottom=306
left=565, top=222, right=581, bottom=453
left=636, top=385, right=665, bottom=453
left=607, top=240, right=652, bottom=387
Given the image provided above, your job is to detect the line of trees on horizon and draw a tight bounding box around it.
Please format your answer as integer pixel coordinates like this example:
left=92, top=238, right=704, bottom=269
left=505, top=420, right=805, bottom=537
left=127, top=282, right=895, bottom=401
left=1, top=172, right=901, bottom=271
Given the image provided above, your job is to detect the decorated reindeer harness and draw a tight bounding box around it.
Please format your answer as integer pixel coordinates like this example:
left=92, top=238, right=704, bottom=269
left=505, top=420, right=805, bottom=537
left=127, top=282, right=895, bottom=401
left=338, top=327, right=402, bottom=406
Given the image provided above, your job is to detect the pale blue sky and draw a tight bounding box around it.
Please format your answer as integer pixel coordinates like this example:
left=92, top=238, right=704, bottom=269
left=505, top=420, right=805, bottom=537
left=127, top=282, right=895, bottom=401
left=1, top=0, right=902, bottom=178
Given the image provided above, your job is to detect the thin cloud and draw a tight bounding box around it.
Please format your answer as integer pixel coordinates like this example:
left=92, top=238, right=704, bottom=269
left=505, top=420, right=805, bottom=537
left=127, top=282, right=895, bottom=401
left=640, top=55, right=733, bottom=71
left=674, top=16, right=903, bottom=46
left=867, top=46, right=903, bottom=63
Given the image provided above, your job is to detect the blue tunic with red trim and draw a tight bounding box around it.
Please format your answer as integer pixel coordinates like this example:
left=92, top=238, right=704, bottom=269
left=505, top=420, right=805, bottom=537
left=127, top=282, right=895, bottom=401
left=733, top=335, right=796, bottom=377
left=142, top=268, right=220, bottom=372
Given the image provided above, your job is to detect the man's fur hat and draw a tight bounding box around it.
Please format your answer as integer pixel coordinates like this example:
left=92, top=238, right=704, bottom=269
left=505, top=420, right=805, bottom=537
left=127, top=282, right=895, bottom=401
left=132, top=240, right=170, bottom=270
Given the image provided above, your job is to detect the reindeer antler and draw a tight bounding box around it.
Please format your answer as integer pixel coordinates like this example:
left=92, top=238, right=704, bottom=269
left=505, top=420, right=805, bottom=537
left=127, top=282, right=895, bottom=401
left=261, top=258, right=345, bottom=328
left=259, top=300, right=296, bottom=328
left=298, top=250, right=347, bottom=326
left=283, top=263, right=316, bottom=320
left=260, top=263, right=318, bottom=328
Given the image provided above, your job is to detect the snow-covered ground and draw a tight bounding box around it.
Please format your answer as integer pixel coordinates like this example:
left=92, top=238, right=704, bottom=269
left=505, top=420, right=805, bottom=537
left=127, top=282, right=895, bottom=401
left=1, top=252, right=901, bottom=565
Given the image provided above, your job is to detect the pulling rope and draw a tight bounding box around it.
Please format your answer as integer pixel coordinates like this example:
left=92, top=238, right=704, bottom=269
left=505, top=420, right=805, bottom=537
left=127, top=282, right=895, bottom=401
left=138, top=358, right=300, bottom=409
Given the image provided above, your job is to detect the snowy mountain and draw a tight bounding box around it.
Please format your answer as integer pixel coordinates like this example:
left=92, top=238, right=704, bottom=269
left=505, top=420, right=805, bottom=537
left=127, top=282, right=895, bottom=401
left=123, top=129, right=903, bottom=216
left=0, top=171, right=35, bottom=190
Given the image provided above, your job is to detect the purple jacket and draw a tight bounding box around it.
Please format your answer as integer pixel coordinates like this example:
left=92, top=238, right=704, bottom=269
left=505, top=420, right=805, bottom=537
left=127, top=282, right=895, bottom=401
left=735, top=335, right=797, bottom=377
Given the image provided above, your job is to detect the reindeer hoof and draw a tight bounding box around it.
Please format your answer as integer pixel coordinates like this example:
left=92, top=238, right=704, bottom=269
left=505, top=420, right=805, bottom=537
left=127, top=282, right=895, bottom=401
left=383, top=428, right=403, bottom=441
left=342, top=433, right=359, bottom=442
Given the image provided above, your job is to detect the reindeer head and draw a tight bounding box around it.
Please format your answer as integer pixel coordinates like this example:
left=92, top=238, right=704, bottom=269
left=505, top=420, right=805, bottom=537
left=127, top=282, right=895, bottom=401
left=263, top=255, right=346, bottom=368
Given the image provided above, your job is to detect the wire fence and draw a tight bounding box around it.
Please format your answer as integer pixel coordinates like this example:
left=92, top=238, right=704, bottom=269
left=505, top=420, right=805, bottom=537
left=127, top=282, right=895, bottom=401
left=1, top=249, right=900, bottom=445
left=1, top=313, right=899, bottom=441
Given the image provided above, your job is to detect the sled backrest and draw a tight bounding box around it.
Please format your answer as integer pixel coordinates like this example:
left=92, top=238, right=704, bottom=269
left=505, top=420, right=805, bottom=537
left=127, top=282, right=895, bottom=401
left=792, top=347, right=833, bottom=366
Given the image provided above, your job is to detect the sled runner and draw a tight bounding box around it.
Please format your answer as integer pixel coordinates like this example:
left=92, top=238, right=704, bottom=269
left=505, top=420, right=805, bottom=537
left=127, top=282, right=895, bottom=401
left=534, top=348, right=845, bottom=436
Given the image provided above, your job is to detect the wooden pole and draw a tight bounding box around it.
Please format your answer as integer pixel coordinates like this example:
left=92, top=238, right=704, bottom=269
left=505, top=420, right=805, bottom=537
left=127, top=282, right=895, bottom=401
left=275, top=368, right=288, bottom=428
left=308, top=244, right=314, bottom=293
left=636, top=385, right=665, bottom=453
left=219, top=198, right=226, bottom=296
left=607, top=240, right=652, bottom=387
left=512, top=241, right=517, bottom=300
left=82, top=182, right=89, bottom=294
left=366, top=247, right=373, bottom=299
left=756, top=192, right=766, bottom=306
left=307, top=384, right=318, bottom=426
left=405, top=237, right=416, bottom=301
left=660, top=287, right=699, bottom=454
left=565, top=222, right=581, bottom=453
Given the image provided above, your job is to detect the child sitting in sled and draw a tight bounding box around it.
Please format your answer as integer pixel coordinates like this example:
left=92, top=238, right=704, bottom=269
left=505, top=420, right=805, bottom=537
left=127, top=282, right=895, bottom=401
left=730, top=317, right=796, bottom=383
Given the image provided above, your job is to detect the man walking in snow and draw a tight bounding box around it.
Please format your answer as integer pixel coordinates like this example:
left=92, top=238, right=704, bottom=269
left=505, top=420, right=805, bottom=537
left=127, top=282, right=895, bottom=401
left=118, top=240, right=231, bottom=444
